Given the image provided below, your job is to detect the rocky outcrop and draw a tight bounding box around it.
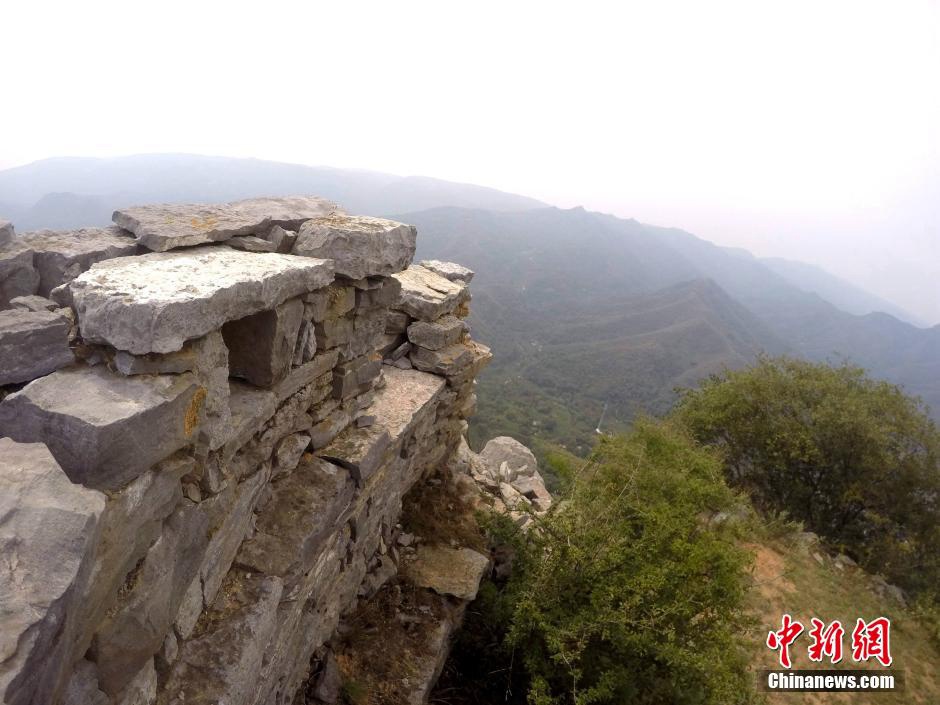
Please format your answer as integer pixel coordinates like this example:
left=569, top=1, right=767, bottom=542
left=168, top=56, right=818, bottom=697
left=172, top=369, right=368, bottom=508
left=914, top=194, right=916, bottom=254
left=0, top=198, right=489, bottom=705
left=113, top=196, right=338, bottom=252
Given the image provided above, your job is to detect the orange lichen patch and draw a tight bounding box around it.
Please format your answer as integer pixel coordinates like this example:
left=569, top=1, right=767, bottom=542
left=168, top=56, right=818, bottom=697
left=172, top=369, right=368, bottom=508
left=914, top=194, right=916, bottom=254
left=189, top=216, right=221, bottom=232
left=184, top=387, right=208, bottom=436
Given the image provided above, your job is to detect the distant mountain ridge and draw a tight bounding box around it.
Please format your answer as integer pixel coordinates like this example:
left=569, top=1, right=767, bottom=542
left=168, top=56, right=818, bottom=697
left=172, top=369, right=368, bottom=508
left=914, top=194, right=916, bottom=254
left=0, top=154, right=545, bottom=230
left=760, top=256, right=925, bottom=327
left=397, top=206, right=940, bottom=446
left=3, top=154, right=934, bottom=449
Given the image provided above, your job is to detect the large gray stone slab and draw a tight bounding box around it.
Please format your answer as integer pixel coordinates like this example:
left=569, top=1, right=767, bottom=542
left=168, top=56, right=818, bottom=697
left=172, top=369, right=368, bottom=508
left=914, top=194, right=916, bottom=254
left=0, top=440, right=105, bottom=705
left=238, top=457, right=354, bottom=584
left=156, top=574, right=283, bottom=705
left=16, top=226, right=139, bottom=297
left=419, top=259, right=474, bottom=283
left=0, top=309, right=73, bottom=385
left=0, top=221, right=13, bottom=248
left=392, top=265, right=470, bottom=321
left=0, top=366, right=202, bottom=490
left=114, top=195, right=339, bottom=252
left=407, top=314, right=468, bottom=351
left=0, top=248, right=38, bottom=309
left=480, top=436, right=538, bottom=481
left=401, top=546, right=489, bottom=601
left=92, top=503, right=209, bottom=697
left=293, top=214, right=416, bottom=279
left=317, top=424, right=391, bottom=485
left=70, top=246, right=334, bottom=354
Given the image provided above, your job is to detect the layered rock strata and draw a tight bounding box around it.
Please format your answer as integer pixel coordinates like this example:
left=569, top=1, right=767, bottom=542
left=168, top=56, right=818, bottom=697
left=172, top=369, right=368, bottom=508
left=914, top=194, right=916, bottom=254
left=0, top=198, right=489, bottom=705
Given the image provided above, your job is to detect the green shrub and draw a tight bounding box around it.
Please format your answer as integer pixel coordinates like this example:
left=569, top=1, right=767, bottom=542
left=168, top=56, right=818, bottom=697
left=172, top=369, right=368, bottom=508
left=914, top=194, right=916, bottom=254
left=503, top=420, right=756, bottom=705
left=673, top=355, right=940, bottom=597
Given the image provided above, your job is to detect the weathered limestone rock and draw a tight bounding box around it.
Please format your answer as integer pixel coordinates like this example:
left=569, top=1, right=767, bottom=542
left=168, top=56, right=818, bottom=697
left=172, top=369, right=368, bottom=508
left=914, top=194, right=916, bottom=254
left=91, top=502, right=209, bottom=696
left=304, top=284, right=356, bottom=321
left=293, top=214, right=416, bottom=279
left=385, top=309, right=410, bottom=334
left=61, top=660, right=109, bottom=705
left=113, top=195, right=339, bottom=252
left=392, top=265, right=470, bottom=321
left=419, top=259, right=474, bottom=284
left=156, top=574, right=284, bottom=705
left=224, top=235, right=277, bottom=253
left=115, top=659, right=157, bottom=705
left=16, top=227, right=139, bottom=297
left=0, top=220, right=13, bottom=247
left=511, top=473, right=553, bottom=512
left=238, top=457, right=354, bottom=584
left=318, top=425, right=391, bottom=485
left=0, top=309, right=73, bottom=385
left=9, top=294, right=59, bottom=312
left=73, top=457, right=190, bottom=666
left=0, top=440, right=105, bottom=705
left=114, top=331, right=232, bottom=449
left=480, top=436, right=538, bottom=481
left=0, top=366, right=203, bottom=490
left=274, top=432, right=311, bottom=475
left=221, top=381, right=278, bottom=457
left=401, top=546, right=489, bottom=601
left=199, top=468, right=270, bottom=608
left=266, top=225, right=298, bottom=254
left=407, top=314, right=468, bottom=351
left=223, top=298, right=304, bottom=387
left=0, top=249, right=39, bottom=309
left=70, top=247, right=333, bottom=354
left=409, top=340, right=477, bottom=377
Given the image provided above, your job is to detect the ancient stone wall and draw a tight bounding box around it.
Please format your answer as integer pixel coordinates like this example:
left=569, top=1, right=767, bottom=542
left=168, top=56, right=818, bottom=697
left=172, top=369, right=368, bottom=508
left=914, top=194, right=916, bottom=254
left=0, top=197, right=491, bottom=705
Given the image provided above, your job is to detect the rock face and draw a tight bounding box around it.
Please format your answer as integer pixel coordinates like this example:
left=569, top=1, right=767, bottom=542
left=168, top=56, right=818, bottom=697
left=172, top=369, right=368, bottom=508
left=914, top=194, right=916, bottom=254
left=418, top=259, right=474, bottom=284
left=113, top=196, right=339, bottom=252
left=0, top=221, right=14, bottom=248
left=293, top=214, right=416, bottom=279
left=69, top=247, right=333, bottom=354
left=0, top=309, right=73, bottom=385
left=16, top=227, right=140, bottom=297
left=0, top=195, right=489, bottom=705
left=401, top=546, right=490, bottom=601
left=392, top=265, right=470, bottom=321
left=0, top=249, right=39, bottom=309
left=0, top=440, right=105, bottom=705
left=0, top=367, right=202, bottom=490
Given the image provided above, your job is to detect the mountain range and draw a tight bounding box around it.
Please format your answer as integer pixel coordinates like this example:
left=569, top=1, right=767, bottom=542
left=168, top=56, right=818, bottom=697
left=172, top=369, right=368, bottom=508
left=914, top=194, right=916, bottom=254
left=2, top=154, right=936, bottom=451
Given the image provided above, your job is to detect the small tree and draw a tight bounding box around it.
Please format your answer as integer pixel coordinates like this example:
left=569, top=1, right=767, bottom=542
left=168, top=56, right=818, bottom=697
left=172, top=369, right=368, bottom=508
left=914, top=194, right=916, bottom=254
left=673, top=355, right=940, bottom=596
left=504, top=420, right=756, bottom=705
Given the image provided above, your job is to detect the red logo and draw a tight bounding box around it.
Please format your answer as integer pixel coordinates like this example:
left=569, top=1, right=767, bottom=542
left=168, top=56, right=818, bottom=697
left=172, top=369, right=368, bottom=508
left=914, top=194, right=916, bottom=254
left=767, top=615, right=892, bottom=668
left=851, top=617, right=892, bottom=667
left=767, top=614, right=804, bottom=668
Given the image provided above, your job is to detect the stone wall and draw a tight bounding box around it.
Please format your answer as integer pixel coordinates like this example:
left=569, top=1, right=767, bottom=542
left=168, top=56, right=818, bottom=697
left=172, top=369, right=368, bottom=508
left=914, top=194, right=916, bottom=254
left=0, top=197, right=491, bottom=705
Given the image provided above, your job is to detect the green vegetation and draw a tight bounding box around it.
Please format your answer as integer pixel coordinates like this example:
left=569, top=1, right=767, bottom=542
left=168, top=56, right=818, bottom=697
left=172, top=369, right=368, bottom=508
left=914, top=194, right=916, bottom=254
left=673, top=356, right=940, bottom=601
left=452, top=421, right=757, bottom=705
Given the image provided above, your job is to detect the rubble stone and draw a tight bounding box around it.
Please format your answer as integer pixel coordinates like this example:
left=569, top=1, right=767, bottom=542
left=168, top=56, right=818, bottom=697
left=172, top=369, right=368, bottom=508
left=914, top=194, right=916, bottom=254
left=0, top=440, right=105, bottom=705
left=293, top=214, right=416, bottom=279
left=113, top=195, right=338, bottom=252
left=402, top=545, right=489, bottom=601
left=419, top=259, right=474, bottom=283
left=392, top=264, right=470, bottom=321
left=407, top=314, right=468, bottom=351
left=70, top=246, right=333, bottom=354
left=0, top=309, right=73, bottom=385
left=0, top=366, right=203, bottom=490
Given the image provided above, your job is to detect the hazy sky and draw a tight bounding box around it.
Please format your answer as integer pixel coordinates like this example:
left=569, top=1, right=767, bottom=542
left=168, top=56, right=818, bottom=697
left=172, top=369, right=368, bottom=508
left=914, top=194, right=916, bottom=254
left=3, top=0, right=938, bottom=323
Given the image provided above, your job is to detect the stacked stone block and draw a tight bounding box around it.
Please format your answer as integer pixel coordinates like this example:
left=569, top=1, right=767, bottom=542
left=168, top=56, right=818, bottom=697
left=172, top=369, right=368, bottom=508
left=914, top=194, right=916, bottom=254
left=0, top=196, right=490, bottom=705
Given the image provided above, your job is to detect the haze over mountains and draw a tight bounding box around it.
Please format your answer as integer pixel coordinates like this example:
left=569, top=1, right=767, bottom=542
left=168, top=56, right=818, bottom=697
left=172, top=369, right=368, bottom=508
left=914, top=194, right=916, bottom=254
left=2, top=154, right=936, bottom=449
